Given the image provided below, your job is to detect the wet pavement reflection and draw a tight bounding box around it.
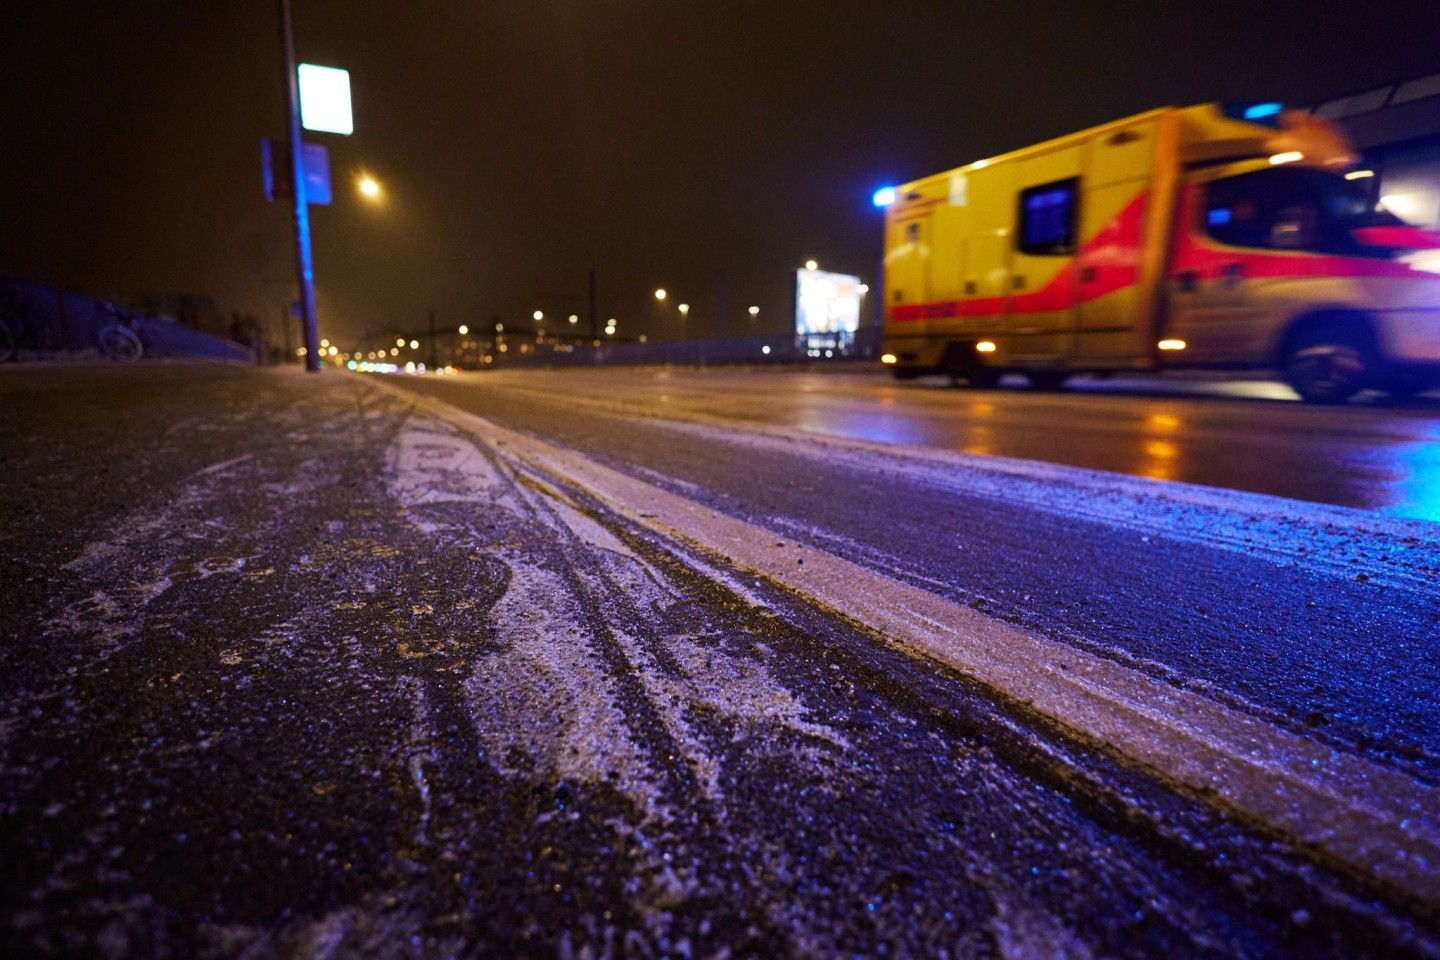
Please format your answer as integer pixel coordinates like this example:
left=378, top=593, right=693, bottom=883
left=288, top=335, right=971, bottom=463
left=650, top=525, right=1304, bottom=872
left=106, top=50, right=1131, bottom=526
left=480, top=369, right=1440, bottom=521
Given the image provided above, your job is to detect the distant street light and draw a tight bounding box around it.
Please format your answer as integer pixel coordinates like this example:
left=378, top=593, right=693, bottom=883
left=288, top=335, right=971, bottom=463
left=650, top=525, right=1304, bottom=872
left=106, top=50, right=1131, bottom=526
left=458, top=324, right=468, bottom=335
left=805, top=260, right=819, bottom=271
left=654, top=288, right=667, bottom=301
left=358, top=175, right=382, bottom=199
left=748, top=305, right=760, bottom=317
left=678, top=303, right=690, bottom=317
left=533, top=310, right=544, bottom=321
left=409, top=339, right=418, bottom=350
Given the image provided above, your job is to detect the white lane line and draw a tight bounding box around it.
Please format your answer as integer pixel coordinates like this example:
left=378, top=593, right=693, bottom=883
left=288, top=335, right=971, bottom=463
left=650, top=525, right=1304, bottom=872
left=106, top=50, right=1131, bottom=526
left=391, top=387, right=1440, bottom=905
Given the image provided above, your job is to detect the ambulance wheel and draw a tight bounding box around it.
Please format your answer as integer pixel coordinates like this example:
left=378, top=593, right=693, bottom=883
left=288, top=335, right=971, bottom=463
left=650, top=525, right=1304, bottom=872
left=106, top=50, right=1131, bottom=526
left=1025, top=370, right=1070, bottom=391
left=1283, top=327, right=1372, bottom=404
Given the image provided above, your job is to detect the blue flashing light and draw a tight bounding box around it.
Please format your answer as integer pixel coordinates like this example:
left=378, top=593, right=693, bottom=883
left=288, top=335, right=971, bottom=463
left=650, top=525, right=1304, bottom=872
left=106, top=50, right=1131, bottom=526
left=1208, top=208, right=1232, bottom=226
left=1244, top=102, right=1283, bottom=120
left=873, top=186, right=897, bottom=208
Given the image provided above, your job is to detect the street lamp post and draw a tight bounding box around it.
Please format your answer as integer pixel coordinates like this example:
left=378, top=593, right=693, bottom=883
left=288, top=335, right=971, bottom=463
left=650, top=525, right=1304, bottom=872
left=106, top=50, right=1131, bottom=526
left=278, top=0, right=320, bottom=372
left=428, top=309, right=437, bottom=369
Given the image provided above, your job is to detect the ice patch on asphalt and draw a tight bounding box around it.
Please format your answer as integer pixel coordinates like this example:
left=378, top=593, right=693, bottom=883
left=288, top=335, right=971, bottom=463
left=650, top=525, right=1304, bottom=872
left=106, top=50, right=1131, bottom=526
left=386, top=412, right=851, bottom=815
left=385, top=418, right=506, bottom=508
left=463, top=557, right=658, bottom=800
left=543, top=490, right=850, bottom=755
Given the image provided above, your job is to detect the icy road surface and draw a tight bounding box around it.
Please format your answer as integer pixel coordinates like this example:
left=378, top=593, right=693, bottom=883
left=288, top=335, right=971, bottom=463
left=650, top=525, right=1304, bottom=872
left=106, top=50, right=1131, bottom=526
left=1, top=364, right=1438, bottom=958
left=420, top=366, right=1440, bottom=520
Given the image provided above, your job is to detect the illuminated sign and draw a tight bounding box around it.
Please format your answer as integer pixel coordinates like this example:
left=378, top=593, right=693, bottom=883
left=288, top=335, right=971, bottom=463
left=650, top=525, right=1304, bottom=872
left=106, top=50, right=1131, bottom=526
left=298, top=64, right=353, bottom=135
left=795, top=269, right=862, bottom=347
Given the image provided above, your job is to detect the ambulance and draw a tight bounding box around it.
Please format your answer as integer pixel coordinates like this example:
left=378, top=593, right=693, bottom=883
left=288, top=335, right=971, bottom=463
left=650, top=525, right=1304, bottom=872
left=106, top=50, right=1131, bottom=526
left=877, top=103, right=1440, bottom=402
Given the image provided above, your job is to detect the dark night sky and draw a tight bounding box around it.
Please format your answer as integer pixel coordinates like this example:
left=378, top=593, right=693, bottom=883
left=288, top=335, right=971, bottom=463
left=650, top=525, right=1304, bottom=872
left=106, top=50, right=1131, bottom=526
left=2, top=1, right=1437, bottom=345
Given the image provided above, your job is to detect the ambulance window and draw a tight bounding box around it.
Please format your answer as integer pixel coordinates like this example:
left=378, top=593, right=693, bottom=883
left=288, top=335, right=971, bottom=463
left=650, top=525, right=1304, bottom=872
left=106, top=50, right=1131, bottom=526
left=1204, top=167, right=1402, bottom=255
left=1018, top=179, right=1078, bottom=255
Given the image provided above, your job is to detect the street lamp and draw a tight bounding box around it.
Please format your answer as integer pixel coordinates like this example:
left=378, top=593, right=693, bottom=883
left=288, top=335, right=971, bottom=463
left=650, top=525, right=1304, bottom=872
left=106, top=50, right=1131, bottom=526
left=654, top=288, right=667, bottom=301
left=357, top=174, right=382, bottom=200
left=805, top=260, right=819, bottom=271
left=458, top=324, right=468, bottom=335
left=678, top=303, right=690, bottom=318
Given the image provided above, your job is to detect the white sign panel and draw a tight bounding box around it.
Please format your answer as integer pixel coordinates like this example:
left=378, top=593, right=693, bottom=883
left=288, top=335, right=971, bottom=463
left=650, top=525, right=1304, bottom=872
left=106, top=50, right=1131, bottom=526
left=298, top=63, right=354, bottom=135
left=795, top=269, right=862, bottom=338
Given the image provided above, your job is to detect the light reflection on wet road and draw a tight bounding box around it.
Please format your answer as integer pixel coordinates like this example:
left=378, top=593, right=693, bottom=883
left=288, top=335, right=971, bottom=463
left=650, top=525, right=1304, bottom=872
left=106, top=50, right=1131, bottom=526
left=477, top=367, right=1440, bottom=520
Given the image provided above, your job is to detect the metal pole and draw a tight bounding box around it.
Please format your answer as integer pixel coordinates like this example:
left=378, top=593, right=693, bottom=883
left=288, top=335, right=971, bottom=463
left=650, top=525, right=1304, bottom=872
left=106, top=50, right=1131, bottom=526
left=428, top=309, right=437, bottom=369
left=279, top=0, right=321, bottom=372
left=588, top=270, right=598, bottom=343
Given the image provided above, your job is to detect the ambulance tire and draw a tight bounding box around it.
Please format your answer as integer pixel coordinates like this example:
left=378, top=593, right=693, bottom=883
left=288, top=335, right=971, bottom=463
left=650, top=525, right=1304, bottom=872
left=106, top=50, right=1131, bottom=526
left=1025, top=370, right=1070, bottom=391
left=940, top=342, right=999, bottom=389
left=1283, top=325, right=1373, bottom=404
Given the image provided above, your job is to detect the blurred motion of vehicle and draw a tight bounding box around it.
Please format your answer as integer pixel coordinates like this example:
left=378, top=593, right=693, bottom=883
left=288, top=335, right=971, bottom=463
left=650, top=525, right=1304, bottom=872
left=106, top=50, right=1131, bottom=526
left=879, top=102, right=1440, bottom=402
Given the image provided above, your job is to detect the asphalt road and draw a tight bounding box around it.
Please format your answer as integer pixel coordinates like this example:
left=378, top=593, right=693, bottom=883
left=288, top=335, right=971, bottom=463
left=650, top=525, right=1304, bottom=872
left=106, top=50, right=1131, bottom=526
left=452, top=366, right=1440, bottom=520
left=3, top=363, right=1439, bottom=958
left=395, top=368, right=1440, bottom=768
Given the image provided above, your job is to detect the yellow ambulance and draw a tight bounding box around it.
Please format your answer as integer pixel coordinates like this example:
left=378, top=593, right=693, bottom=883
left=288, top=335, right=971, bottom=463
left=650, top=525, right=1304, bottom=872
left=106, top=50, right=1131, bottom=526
left=877, top=102, right=1440, bottom=402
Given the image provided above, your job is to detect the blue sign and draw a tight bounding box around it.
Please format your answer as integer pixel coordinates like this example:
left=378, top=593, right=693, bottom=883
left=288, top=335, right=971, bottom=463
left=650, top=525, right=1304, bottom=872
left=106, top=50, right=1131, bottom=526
left=301, top=143, right=331, bottom=205
left=261, top=139, right=332, bottom=206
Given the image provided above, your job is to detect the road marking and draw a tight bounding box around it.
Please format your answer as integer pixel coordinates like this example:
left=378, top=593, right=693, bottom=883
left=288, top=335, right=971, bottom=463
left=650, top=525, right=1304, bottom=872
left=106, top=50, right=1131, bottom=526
left=392, top=386, right=1440, bottom=905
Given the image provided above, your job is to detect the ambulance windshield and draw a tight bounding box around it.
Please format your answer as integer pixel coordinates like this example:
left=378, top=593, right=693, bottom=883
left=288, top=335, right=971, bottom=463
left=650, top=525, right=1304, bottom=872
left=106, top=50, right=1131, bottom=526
left=1204, top=167, right=1405, bottom=257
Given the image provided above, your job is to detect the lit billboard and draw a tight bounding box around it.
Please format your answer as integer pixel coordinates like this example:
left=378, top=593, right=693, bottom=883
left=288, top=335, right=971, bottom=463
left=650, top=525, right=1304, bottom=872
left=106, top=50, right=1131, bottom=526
left=298, top=64, right=354, bottom=135
left=794, top=269, right=861, bottom=348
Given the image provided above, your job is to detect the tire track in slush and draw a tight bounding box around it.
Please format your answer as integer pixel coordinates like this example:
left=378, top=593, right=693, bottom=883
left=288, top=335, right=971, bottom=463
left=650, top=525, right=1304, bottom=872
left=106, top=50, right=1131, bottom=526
left=384, top=417, right=868, bottom=945
left=384, top=417, right=1115, bottom=954
left=384, top=390, right=1440, bottom=914
left=378, top=406, right=1440, bottom=956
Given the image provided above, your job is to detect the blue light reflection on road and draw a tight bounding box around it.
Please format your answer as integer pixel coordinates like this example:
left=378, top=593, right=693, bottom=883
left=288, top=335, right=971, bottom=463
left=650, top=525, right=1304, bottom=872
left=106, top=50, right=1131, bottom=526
left=1384, top=423, right=1440, bottom=522
left=800, top=411, right=932, bottom=447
